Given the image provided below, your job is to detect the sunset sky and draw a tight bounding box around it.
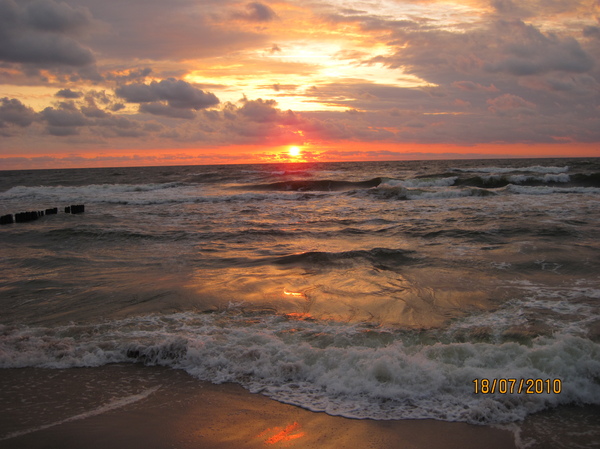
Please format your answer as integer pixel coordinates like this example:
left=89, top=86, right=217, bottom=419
left=0, top=0, right=599, bottom=169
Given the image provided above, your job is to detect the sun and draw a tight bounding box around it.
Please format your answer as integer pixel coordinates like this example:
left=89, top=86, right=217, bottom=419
left=288, top=146, right=301, bottom=157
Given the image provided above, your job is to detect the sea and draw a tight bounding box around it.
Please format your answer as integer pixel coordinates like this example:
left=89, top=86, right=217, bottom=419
left=1, top=158, right=599, bottom=447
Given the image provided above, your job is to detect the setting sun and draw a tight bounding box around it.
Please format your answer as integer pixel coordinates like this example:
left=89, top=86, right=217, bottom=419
left=288, top=146, right=301, bottom=157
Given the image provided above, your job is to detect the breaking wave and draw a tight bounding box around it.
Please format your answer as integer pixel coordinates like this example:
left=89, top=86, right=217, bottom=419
left=1, top=312, right=598, bottom=425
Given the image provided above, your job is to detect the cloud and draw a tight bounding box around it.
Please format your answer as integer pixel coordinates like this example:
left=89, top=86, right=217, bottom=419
left=1, top=0, right=599, bottom=156
left=81, top=104, right=109, bottom=118
left=41, top=106, right=87, bottom=126
left=115, top=78, right=219, bottom=118
left=0, top=97, right=37, bottom=128
left=139, top=103, right=196, bottom=119
left=370, top=18, right=595, bottom=88
left=0, top=0, right=95, bottom=68
left=487, top=94, right=537, bottom=116
left=0, top=151, right=252, bottom=169
left=452, top=81, right=499, bottom=92
left=238, top=98, right=280, bottom=122
left=56, top=89, right=83, bottom=98
left=74, top=0, right=267, bottom=61
left=233, top=2, right=277, bottom=22
left=491, top=0, right=534, bottom=19
left=584, top=26, right=600, bottom=39
left=24, top=0, right=94, bottom=34
left=105, top=67, right=153, bottom=83
left=485, top=21, right=594, bottom=76
left=0, top=31, right=95, bottom=67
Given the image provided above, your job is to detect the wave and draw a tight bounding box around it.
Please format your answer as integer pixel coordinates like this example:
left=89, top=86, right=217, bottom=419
left=273, top=248, right=416, bottom=270
left=1, top=312, right=598, bottom=425
left=43, top=227, right=192, bottom=242
left=3, top=171, right=598, bottom=207
left=243, top=178, right=382, bottom=191
left=569, top=172, right=600, bottom=187
left=451, top=166, right=570, bottom=174
left=455, top=174, right=571, bottom=188
left=360, top=184, right=495, bottom=200
left=0, top=182, right=189, bottom=205
left=505, top=185, right=600, bottom=195
left=399, top=177, right=458, bottom=188
left=453, top=173, right=600, bottom=190
left=0, top=183, right=329, bottom=206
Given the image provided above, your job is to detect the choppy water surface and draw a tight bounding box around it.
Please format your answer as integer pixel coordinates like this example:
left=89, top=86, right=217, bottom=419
left=1, top=159, right=599, bottom=441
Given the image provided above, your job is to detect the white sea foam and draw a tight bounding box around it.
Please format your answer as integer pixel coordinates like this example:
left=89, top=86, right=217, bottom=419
left=384, top=177, right=458, bottom=188
left=366, top=182, right=493, bottom=201
left=481, top=174, right=571, bottom=184
left=1, top=312, right=598, bottom=425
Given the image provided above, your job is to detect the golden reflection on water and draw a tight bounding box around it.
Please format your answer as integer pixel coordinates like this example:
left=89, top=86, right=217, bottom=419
left=187, top=255, right=495, bottom=328
left=283, top=289, right=306, bottom=298
left=284, top=312, right=314, bottom=321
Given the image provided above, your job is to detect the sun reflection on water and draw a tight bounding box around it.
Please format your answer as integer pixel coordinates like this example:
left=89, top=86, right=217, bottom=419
left=257, top=421, right=306, bottom=445
left=283, top=289, right=305, bottom=298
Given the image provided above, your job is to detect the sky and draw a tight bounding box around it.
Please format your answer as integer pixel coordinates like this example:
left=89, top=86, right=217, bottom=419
left=0, top=0, right=599, bottom=169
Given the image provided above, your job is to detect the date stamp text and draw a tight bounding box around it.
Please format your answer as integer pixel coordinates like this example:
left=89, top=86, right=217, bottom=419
left=472, top=378, right=562, bottom=394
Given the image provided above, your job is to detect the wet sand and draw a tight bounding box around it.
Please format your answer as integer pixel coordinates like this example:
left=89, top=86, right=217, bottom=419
left=0, top=364, right=518, bottom=449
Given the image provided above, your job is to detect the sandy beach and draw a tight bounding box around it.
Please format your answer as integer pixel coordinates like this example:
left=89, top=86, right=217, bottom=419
left=0, top=364, right=518, bottom=449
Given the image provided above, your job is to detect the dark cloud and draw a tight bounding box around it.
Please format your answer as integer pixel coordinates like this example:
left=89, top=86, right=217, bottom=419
left=56, top=88, right=83, bottom=98
left=371, top=18, right=595, bottom=87
left=47, top=125, right=80, bottom=136
left=105, top=67, right=153, bottom=83
left=93, top=115, right=151, bottom=140
left=238, top=98, right=280, bottom=122
left=115, top=78, right=219, bottom=115
left=81, top=105, right=109, bottom=118
left=84, top=90, right=112, bottom=105
left=0, top=0, right=95, bottom=68
left=114, top=84, right=157, bottom=103
left=583, top=25, right=600, bottom=39
left=0, top=97, right=37, bottom=127
left=322, top=9, right=419, bottom=32
left=139, top=103, right=196, bottom=119
left=25, top=0, right=94, bottom=34
left=41, top=106, right=87, bottom=127
left=72, top=0, right=267, bottom=61
left=0, top=32, right=95, bottom=67
left=491, top=0, right=534, bottom=19
left=486, top=21, right=594, bottom=76
left=32, top=96, right=165, bottom=139
left=40, top=104, right=88, bottom=136
left=233, top=2, right=277, bottom=22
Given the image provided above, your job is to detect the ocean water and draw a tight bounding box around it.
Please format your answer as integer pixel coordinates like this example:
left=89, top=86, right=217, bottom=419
left=1, top=159, right=599, bottom=444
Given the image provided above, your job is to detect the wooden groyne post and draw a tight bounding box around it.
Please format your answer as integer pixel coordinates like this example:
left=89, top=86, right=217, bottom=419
left=1, top=205, right=85, bottom=225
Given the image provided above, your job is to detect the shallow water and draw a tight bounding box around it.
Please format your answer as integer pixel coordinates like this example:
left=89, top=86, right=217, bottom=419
left=1, top=159, right=599, bottom=444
